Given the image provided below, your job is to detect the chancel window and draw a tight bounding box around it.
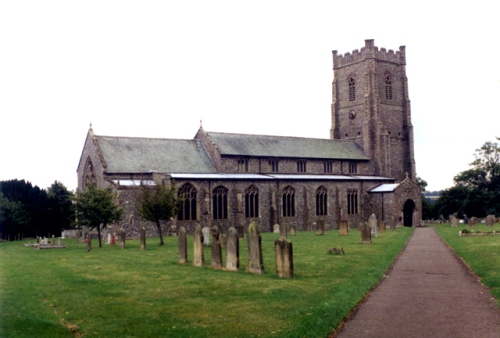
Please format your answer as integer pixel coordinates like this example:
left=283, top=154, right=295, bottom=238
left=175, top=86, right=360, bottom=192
left=282, top=186, right=295, bottom=217
left=316, top=186, right=328, bottom=216
left=245, top=185, right=259, bottom=218
left=269, top=159, right=279, bottom=172
left=83, top=157, right=96, bottom=188
left=212, top=186, right=228, bottom=219
left=297, top=160, right=307, bottom=173
left=349, top=78, right=356, bottom=101
left=178, top=183, right=197, bottom=221
left=385, top=75, right=393, bottom=100
left=238, top=158, right=249, bottom=172
left=347, top=190, right=358, bottom=215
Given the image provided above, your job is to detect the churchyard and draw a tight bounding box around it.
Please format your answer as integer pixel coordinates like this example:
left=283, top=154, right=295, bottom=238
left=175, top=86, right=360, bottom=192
left=1, top=227, right=412, bottom=337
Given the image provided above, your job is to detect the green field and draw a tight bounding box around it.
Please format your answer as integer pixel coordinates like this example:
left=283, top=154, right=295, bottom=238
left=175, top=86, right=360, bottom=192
left=0, top=228, right=412, bottom=338
left=435, top=223, right=500, bottom=305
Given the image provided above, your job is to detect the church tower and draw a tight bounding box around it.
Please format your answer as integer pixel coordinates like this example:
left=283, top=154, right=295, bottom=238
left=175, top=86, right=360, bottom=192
left=330, top=39, right=416, bottom=182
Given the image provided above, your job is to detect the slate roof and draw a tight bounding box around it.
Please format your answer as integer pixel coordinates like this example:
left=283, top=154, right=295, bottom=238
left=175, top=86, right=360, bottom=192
left=95, top=136, right=217, bottom=174
left=206, top=132, right=369, bottom=160
left=368, top=183, right=401, bottom=193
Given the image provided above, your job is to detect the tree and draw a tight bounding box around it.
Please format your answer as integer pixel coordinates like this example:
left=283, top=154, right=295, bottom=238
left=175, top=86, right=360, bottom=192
left=47, top=181, right=74, bottom=229
left=135, top=181, right=182, bottom=246
left=73, top=183, right=123, bottom=248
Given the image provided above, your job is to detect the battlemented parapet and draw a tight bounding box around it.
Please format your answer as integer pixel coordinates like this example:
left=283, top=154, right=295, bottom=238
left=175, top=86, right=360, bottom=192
left=332, top=39, right=405, bottom=68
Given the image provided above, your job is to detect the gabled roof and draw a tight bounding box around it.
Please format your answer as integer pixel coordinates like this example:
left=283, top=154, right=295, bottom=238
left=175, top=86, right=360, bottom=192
left=368, top=183, right=400, bottom=193
left=205, top=132, right=369, bottom=160
left=94, top=136, right=217, bottom=174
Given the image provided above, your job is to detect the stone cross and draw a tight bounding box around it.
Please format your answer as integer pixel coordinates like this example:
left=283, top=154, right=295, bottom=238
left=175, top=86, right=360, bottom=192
left=361, top=222, right=372, bottom=244
left=225, top=227, right=239, bottom=271
left=210, top=226, right=223, bottom=269
left=193, top=225, right=204, bottom=267
left=178, top=226, right=188, bottom=264
left=275, top=238, right=293, bottom=278
left=247, top=222, right=264, bottom=274
left=369, top=214, right=377, bottom=238
left=339, top=220, right=349, bottom=236
left=202, top=227, right=211, bottom=247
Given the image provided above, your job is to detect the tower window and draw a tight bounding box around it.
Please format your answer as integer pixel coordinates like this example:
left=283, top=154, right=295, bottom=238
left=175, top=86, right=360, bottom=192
left=212, top=186, right=228, bottom=219
left=316, top=186, right=328, bottom=216
left=245, top=185, right=259, bottom=218
left=269, top=159, right=279, bottom=172
left=349, top=78, right=356, bottom=101
left=297, top=160, right=307, bottom=173
left=347, top=190, right=358, bottom=215
left=282, top=186, right=295, bottom=217
left=385, top=75, right=392, bottom=100
left=238, top=158, right=249, bottom=172
left=324, top=161, right=333, bottom=173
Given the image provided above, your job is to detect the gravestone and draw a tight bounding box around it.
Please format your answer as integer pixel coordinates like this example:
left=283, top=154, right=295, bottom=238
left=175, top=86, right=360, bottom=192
left=193, top=225, right=204, bottom=267
left=389, top=217, right=396, bottom=231
left=360, top=222, right=372, bottom=244
left=140, top=227, right=146, bottom=251
left=247, top=222, right=264, bottom=274
left=485, top=215, right=495, bottom=226
left=178, top=226, right=188, bottom=264
left=273, top=224, right=280, bottom=234
left=202, top=227, right=211, bottom=246
left=235, top=224, right=245, bottom=239
left=279, top=223, right=287, bottom=239
left=339, top=220, right=349, bottom=236
left=289, top=225, right=296, bottom=236
left=211, top=226, right=223, bottom=269
left=225, top=227, right=239, bottom=271
left=316, top=219, right=325, bottom=235
left=275, top=238, right=293, bottom=278
left=220, top=234, right=227, bottom=249
left=369, top=214, right=378, bottom=238
left=378, top=220, right=386, bottom=233
left=451, top=217, right=458, bottom=227
left=57, top=238, right=61, bottom=245
left=87, top=235, right=92, bottom=252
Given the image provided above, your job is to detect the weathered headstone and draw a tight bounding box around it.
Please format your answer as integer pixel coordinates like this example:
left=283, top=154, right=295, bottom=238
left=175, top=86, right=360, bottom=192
left=225, top=227, right=239, bottom=271
left=378, top=220, right=386, bottom=233
left=57, top=238, right=61, bottom=245
left=485, top=215, right=495, bottom=226
left=279, top=223, right=287, bottom=239
left=369, top=214, right=377, bottom=238
left=211, top=226, right=223, bottom=269
left=361, top=222, right=372, bottom=244
left=140, top=227, right=146, bottom=251
left=87, top=235, right=92, bottom=252
left=220, top=234, right=227, bottom=248
left=248, top=222, right=264, bottom=274
left=289, top=225, right=296, bottom=236
left=235, top=224, right=245, bottom=239
left=339, top=220, right=349, bottom=236
left=193, top=225, right=204, bottom=267
left=389, top=217, right=396, bottom=231
left=451, top=217, right=458, bottom=227
left=275, top=238, right=293, bottom=278
left=178, top=226, right=188, bottom=264
left=316, top=219, right=325, bottom=235
left=273, top=224, right=280, bottom=234
left=202, top=227, right=211, bottom=247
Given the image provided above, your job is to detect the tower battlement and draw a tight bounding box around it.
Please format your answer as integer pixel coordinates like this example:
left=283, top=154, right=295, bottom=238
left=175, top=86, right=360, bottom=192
left=332, top=39, right=405, bottom=68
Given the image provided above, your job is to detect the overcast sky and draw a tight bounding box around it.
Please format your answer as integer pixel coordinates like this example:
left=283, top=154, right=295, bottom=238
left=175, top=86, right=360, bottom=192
left=1, top=1, right=499, bottom=192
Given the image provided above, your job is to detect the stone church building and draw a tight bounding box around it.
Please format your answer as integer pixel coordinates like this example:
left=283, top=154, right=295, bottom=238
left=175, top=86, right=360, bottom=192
left=77, top=40, right=422, bottom=237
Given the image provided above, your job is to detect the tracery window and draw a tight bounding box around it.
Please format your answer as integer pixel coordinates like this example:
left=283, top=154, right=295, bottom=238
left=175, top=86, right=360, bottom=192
left=83, top=157, right=96, bottom=188
left=316, top=186, right=328, bottom=216
left=282, top=186, right=295, bottom=217
left=178, top=183, right=197, bottom=221
left=212, top=186, right=228, bottom=219
left=245, top=185, right=259, bottom=218
left=347, top=190, right=358, bottom=215
left=349, top=78, right=356, bottom=101
left=385, top=75, right=393, bottom=100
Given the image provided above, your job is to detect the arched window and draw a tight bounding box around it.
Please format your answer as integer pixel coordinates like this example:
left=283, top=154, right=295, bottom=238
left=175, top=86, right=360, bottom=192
left=347, top=190, right=358, bottom=215
left=282, top=186, right=295, bottom=217
left=349, top=78, right=356, bottom=101
left=245, top=185, right=259, bottom=218
left=385, top=75, right=393, bottom=100
left=83, top=157, right=96, bottom=188
left=178, top=183, right=197, bottom=221
left=316, top=186, right=328, bottom=216
left=212, top=186, right=228, bottom=219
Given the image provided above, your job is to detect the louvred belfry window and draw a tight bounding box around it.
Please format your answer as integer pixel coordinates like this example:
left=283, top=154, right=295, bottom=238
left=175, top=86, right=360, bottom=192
left=349, top=78, right=356, bottom=101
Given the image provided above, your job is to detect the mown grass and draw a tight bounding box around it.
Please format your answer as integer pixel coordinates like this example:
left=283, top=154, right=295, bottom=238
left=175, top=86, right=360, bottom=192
left=435, top=223, right=500, bottom=306
left=0, top=227, right=413, bottom=338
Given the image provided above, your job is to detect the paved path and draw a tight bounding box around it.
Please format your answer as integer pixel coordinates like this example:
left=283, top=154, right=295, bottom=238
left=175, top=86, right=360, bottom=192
left=334, top=227, right=500, bottom=338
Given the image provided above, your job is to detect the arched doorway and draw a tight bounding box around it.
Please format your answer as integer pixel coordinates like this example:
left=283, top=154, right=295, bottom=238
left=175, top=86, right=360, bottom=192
left=403, top=199, right=416, bottom=227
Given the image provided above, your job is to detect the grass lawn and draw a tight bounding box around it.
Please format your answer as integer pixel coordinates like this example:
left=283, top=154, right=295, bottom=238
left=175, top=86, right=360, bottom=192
left=435, top=223, right=500, bottom=306
left=1, top=227, right=412, bottom=338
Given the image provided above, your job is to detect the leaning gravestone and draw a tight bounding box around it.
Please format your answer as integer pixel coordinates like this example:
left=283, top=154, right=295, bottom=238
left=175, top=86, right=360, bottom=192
left=178, top=226, right=188, bottom=264
left=316, top=219, right=325, bottom=235
left=202, top=227, right=211, bottom=247
left=211, top=226, right=223, bottom=269
left=361, top=222, right=372, bottom=244
left=339, top=220, right=349, bottom=236
left=369, top=214, right=378, bottom=238
left=225, top=227, right=239, bottom=271
left=275, top=238, right=293, bottom=278
left=248, top=222, right=264, bottom=274
left=193, top=225, right=204, bottom=267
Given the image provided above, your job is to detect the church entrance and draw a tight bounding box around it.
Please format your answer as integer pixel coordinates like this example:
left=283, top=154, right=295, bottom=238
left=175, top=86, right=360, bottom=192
left=403, top=199, right=416, bottom=227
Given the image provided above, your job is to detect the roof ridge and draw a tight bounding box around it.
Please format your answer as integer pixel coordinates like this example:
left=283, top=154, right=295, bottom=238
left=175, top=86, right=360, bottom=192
left=205, top=131, right=357, bottom=143
left=95, top=134, right=196, bottom=142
